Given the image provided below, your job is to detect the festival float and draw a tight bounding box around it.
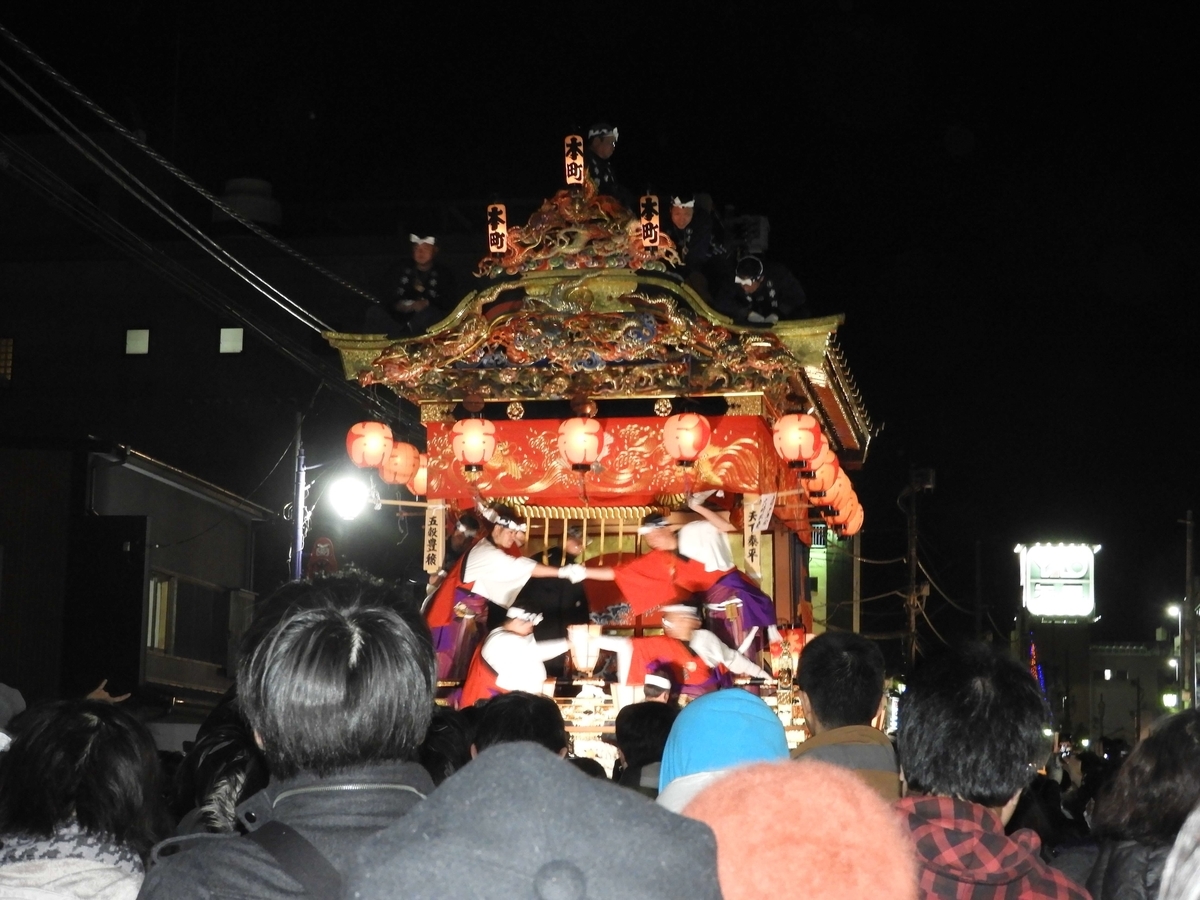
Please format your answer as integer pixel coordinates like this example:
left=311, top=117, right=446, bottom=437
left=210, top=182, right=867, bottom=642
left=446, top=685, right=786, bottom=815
left=324, top=138, right=875, bottom=764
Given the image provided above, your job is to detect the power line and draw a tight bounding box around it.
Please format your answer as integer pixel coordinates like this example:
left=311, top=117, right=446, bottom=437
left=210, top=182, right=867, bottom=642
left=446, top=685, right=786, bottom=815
left=918, top=559, right=974, bottom=615
left=0, top=131, right=418, bottom=438
left=0, top=62, right=331, bottom=333
left=0, top=20, right=379, bottom=305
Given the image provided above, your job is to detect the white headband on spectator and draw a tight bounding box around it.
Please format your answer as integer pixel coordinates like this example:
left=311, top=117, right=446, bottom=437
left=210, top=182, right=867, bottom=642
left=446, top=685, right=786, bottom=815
left=645, top=673, right=672, bottom=690
left=507, top=607, right=544, bottom=624
left=588, top=126, right=618, bottom=140
left=734, top=275, right=757, bottom=286
left=671, top=197, right=695, bottom=208
left=409, top=234, right=437, bottom=246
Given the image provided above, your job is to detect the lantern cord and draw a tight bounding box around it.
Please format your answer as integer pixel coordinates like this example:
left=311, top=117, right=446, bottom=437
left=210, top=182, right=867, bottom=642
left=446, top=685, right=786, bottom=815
left=917, top=561, right=974, bottom=615
left=0, top=22, right=378, bottom=306
left=825, top=543, right=906, bottom=565
left=0, top=60, right=332, bottom=333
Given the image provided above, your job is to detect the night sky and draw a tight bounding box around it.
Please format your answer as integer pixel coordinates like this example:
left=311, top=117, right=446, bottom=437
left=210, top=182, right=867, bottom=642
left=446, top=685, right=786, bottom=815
left=4, top=3, right=1198, bottom=647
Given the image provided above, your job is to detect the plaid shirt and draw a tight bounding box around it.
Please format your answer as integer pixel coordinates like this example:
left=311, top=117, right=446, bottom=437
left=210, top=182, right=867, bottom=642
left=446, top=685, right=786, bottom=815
left=895, top=795, right=1092, bottom=900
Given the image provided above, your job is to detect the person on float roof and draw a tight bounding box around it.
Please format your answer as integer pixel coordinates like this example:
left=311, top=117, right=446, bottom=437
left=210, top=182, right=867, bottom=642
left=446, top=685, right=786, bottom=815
left=724, top=255, right=809, bottom=326
left=364, top=232, right=458, bottom=337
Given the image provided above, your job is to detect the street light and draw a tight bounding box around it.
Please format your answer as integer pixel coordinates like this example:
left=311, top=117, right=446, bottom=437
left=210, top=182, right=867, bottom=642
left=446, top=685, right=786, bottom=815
left=1164, top=692, right=1180, bottom=709
left=329, top=477, right=372, bottom=520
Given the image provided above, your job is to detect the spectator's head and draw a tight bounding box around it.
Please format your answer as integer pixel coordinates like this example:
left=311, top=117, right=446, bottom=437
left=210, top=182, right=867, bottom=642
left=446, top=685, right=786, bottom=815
left=734, top=256, right=765, bottom=293
left=670, top=196, right=695, bottom=229
left=472, top=691, right=568, bottom=757
left=483, top=503, right=527, bottom=549
left=660, top=605, right=702, bottom=643
left=568, top=756, right=608, bottom=779
left=659, top=688, right=789, bottom=805
left=239, top=577, right=436, bottom=780
left=638, top=512, right=679, bottom=552
left=683, top=760, right=917, bottom=900
left=587, top=123, right=618, bottom=159
left=897, top=645, right=1050, bottom=812
left=614, top=701, right=679, bottom=770
left=409, top=233, right=437, bottom=267
left=796, top=631, right=886, bottom=733
left=1092, top=709, right=1200, bottom=846
left=0, top=700, right=168, bottom=859
left=418, top=705, right=473, bottom=786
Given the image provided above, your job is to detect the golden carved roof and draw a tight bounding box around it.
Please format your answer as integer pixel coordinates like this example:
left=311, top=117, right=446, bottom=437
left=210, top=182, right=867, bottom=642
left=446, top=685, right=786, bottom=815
left=324, top=184, right=874, bottom=462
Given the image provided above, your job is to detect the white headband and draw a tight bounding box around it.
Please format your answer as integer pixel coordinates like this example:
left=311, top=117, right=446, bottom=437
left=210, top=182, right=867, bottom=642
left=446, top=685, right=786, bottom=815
left=734, top=275, right=756, bottom=286
left=409, top=234, right=436, bottom=246
left=671, top=197, right=694, bottom=208
left=588, top=126, right=618, bottom=140
left=479, top=503, right=527, bottom=533
left=507, top=607, right=543, bottom=624
left=645, top=673, right=672, bottom=690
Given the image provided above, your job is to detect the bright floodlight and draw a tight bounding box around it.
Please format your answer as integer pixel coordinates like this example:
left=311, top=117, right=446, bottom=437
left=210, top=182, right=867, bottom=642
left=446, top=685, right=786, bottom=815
left=329, top=477, right=370, bottom=520
left=1168, top=605, right=1181, bottom=618
left=1164, top=692, right=1179, bottom=709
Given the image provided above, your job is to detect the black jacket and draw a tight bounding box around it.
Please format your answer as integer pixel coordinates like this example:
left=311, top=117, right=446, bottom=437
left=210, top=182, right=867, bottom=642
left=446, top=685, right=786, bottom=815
left=140, top=761, right=434, bottom=899
left=1086, top=838, right=1169, bottom=900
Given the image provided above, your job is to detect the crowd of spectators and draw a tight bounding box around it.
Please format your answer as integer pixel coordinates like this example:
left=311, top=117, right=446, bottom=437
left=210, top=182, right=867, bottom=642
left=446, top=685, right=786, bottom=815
left=5, top=572, right=1200, bottom=899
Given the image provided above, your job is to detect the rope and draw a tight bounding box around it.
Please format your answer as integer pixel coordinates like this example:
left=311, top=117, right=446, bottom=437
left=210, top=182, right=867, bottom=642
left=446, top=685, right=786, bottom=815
left=0, top=20, right=379, bottom=306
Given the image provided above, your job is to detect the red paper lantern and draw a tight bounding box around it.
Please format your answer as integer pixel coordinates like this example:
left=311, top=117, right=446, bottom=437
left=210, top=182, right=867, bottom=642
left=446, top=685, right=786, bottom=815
left=819, top=471, right=854, bottom=511
left=451, top=418, right=496, bottom=471
left=835, top=504, right=864, bottom=537
left=558, top=417, right=606, bottom=471
left=772, top=414, right=823, bottom=468
left=377, top=441, right=420, bottom=485
left=805, top=459, right=841, bottom=496
left=346, top=422, right=394, bottom=468
left=662, top=413, right=712, bottom=467
left=406, top=453, right=428, bottom=496
left=825, top=492, right=860, bottom=526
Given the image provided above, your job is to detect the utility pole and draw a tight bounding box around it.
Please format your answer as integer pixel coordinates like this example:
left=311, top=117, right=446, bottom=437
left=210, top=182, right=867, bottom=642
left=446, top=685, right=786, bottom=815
left=901, top=468, right=935, bottom=674
left=290, top=412, right=306, bottom=581
left=852, top=531, right=862, bottom=634
left=1184, top=511, right=1195, bottom=710
left=975, top=540, right=984, bottom=641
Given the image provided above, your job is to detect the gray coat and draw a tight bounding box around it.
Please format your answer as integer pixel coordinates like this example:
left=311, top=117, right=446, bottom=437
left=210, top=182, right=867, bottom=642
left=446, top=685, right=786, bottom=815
left=1086, top=839, right=1170, bottom=900
left=139, top=761, right=433, bottom=899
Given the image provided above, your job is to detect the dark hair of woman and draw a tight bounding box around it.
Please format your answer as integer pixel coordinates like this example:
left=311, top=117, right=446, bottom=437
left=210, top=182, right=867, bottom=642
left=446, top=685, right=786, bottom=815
left=1092, top=709, right=1200, bottom=845
left=0, top=699, right=169, bottom=860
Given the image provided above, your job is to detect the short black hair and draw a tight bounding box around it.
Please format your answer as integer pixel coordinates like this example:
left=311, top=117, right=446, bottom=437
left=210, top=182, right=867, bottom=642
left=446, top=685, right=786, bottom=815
left=0, top=700, right=168, bottom=859
left=796, top=631, right=886, bottom=729
left=614, top=702, right=679, bottom=769
left=418, top=705, right=473, bottom=786
left=472, top=692, right=568, bottom=755
left=897, top=644, right=1049, bottom=807
left=1092, top=709, right=1200, bottom=845
left=239, top=575, right=436, bottom=780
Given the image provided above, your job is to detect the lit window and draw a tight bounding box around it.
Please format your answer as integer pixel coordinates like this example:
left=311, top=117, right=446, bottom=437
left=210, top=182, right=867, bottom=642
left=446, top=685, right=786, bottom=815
left=219, top=327, right=244, bottom=354
left=1104, top=668, right=1112, bottom=681
left=125, top=329, right=150, bottom=355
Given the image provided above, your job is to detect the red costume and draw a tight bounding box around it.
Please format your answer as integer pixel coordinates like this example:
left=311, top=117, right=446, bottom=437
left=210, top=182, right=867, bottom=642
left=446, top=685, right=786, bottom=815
left=611, top=550, right=722, bottom=617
